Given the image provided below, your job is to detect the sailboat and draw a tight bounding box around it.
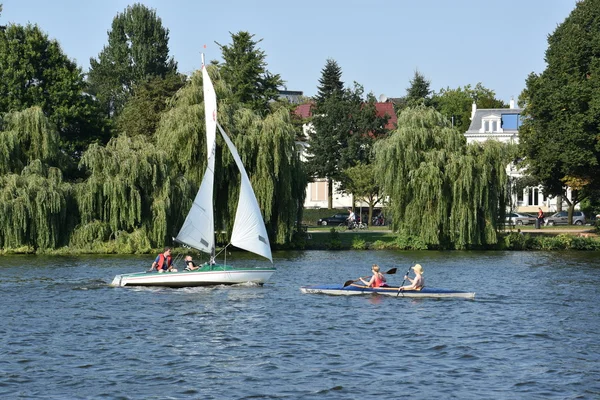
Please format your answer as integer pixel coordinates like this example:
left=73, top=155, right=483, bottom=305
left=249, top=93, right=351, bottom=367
left=111, top=55, right=275, bottom=288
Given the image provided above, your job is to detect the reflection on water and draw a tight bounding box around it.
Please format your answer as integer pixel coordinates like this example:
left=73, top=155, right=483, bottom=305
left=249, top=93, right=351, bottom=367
left=0, top=250, right=599, bottom=399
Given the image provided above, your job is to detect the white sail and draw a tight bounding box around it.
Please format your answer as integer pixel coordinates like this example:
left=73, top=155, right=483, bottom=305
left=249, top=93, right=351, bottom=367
left=202, top=59, right=217, bottom=161
left=217, top=123, right=273, bottom=262
left=174, top=61, right=217, bottom=255
left=175, top=165, right=215, bottom=254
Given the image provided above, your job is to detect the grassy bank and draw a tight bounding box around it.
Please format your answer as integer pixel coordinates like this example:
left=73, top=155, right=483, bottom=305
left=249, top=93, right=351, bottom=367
left=2, top=226, right=598, bottom=254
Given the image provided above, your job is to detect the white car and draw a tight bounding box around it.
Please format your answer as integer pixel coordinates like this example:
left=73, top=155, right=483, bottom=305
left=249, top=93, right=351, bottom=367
left=505, top=212, right=536, bottom=226
left=545, top=211, right=586, bottom=226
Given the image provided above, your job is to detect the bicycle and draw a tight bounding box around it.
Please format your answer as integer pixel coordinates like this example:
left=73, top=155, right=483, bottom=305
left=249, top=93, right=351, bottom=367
left=341, top=221, right=368, bottom=230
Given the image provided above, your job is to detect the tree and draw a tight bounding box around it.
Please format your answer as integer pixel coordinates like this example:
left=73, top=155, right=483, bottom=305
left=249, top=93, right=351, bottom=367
left=374, top=106, right=514, bottom=249
left=216, top=31, right=283, bottom=116
left=314, top=59, right=344, bottom=105
left=431, top=83, right=506, bottom=132
left=0, top=108, right=75, bottom=250
left=340, top=162, right=383, bottom=225
left=0, top=23, right=108, bottom=160
left=519, top=0, right=600, bottom=223
left=307, top=84, right=387, bottom=208
left=88, top=3, right=177, bottom=117
left=116, top=74, right=186, bottom=137
left=405, top=70, right=432, bottom=106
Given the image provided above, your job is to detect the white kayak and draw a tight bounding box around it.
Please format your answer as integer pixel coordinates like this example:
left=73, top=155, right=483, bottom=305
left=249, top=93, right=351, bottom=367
left=300, top=283, right=475, bottom=299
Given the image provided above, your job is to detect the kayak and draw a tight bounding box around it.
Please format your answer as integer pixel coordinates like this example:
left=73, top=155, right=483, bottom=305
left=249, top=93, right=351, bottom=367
left=300, top=283, right=475, bottom=299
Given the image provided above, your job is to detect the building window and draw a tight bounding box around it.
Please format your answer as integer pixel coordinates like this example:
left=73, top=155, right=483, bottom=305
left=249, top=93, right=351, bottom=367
left=528, top=187, right=539, bottom=206
left=517, top=189, right=524, bottom=205
left=501, top=114, right=522, bottom=130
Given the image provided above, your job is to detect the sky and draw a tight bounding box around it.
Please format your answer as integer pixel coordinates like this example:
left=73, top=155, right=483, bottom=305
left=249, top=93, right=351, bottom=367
left=1, top=0, right=578, bottom=103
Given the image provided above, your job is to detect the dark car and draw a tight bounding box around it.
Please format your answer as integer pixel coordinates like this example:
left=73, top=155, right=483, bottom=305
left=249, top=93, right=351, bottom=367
left=318, top=213, right=350, bottom=226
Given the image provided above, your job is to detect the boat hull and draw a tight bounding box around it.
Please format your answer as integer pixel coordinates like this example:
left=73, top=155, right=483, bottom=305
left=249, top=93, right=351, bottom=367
left=300, top=284, right=475, bottom=299
left=111, top=264, right=275, bottom=288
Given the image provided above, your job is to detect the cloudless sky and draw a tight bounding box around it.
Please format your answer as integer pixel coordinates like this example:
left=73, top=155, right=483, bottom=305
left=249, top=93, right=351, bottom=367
left=1, top=0, right=577, bottom=103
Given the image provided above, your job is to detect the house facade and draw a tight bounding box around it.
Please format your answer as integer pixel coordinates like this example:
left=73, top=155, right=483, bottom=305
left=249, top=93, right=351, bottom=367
left=464, top=100, right=574, bottom=214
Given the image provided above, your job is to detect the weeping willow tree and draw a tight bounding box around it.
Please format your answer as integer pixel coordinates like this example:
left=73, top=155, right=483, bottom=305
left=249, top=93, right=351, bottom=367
left=0, top=107, right=74, bottom=251
left=156, top=65, right=307, bottom=245
left=0, top=107, right=59, bottom=175
left=76, top=134, right=186, bottom=248
left=374, top=106, right=514, bottom=249
left=0, top=161, right=73, bottom=250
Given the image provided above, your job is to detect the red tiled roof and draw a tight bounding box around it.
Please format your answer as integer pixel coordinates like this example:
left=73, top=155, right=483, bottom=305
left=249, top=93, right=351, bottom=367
left=294, top=102, right=397, bottom=130
left=294, top=103, right=314, bottom=118
left=375, top=102, right=397, bottom=130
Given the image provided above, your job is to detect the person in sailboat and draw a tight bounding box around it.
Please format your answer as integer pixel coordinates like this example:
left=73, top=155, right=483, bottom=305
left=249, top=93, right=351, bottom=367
left=149, top=247, right=177, bottom=273
left=359, top=264, right=388, bottom=288
left=399, top=264, right=424, bottom=291
left=184, top=255, right=200, bottom=271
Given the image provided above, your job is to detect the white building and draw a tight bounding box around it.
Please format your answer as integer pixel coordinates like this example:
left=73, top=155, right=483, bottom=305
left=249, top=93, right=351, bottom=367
left=465, top=100, right=573, bottom=213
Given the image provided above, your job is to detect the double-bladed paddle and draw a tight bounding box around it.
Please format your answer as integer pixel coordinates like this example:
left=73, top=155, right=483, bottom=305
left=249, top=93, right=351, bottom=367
left=343, top=267, right=397, bottom=287
left=396, top=264, right=414, bottom=297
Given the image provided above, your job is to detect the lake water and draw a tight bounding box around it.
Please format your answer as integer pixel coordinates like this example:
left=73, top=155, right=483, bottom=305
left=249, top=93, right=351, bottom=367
left=1, top=250, right=599, bottom=399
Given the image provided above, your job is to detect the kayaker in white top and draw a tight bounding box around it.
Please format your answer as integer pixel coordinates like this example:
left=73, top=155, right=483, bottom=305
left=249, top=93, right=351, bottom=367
left=399, top=264, right=424, bottom=291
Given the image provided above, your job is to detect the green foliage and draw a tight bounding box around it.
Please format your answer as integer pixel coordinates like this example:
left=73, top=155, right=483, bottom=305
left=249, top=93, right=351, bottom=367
left=307, top=85, right=388, bottom=189
left=431, top=83, right=506, bottom=133
left=0, top=107, right=60, bottom=174
left=88, top=3, right=177, bottom=117
left=77, top=134, right=179, bottom=247
left=351, top=235, right=368, bottom=250
left=314, top=59, right=344, bottom=105
left=116, top=74, right=186, bottom=137
left=519, top=0, right=600, bottom=214
left=340, top=162, right=383, bottom=224
left=0, top=160, right=74, bottom=250
left=374, top=106, right=514, bottom=248
left=216, top=31, right=283, bottom=116
left=325, top=228, right=342, bottom=250
left=406, top=70, right=432, bottom=106
left=0, top=23, right=108, bottom=158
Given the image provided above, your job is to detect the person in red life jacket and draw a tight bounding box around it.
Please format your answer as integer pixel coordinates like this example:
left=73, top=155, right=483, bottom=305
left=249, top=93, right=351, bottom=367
left=360, top=264, right=388, bottom=288
left=150, top=247, right=177, bottom=273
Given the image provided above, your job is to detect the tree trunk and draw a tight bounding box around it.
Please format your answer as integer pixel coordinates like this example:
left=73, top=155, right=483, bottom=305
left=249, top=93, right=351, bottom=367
left=327, top=177, right=333, bottom=209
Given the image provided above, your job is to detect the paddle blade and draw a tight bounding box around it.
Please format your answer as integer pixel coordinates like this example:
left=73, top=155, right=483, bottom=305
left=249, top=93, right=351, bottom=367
left=343, top=280, right=355, bottom=287
left=386, top=268, right=397, bottom=275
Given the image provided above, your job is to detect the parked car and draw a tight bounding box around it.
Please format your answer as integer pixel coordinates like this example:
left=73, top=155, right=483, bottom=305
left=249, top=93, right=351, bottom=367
left=505, top=212, right=537, bottom=226
left=545, top=211, right=586, bottom=226
left=318, top=213, right=350, bottom=226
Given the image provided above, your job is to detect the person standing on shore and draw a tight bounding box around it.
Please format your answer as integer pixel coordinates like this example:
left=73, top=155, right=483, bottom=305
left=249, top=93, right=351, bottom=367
left=537, top=208, right=544, bottom=229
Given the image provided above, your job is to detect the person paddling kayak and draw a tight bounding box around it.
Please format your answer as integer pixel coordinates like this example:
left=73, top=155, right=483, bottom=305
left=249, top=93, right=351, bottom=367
left=360, top=264, right=388, bottom=288
left=399, top=264, right=424, bottom=291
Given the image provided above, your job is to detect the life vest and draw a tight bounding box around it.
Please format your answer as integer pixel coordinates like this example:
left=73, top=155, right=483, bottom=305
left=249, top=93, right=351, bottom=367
left=157, top=253, right=172, bottom=270
left=373, top=273, right=386, bottom=288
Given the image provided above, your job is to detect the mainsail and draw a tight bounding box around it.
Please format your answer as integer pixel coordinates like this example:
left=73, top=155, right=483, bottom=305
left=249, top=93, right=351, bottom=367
left=176, top=57, right=272, bottom=263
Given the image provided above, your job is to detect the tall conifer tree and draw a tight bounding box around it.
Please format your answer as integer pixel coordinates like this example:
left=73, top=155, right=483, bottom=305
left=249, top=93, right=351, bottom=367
left=88, top=3, right=178, bottom=117
left=216, top=31, right=283, bottom=116
left=314, top=59, right=344, bottom=106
